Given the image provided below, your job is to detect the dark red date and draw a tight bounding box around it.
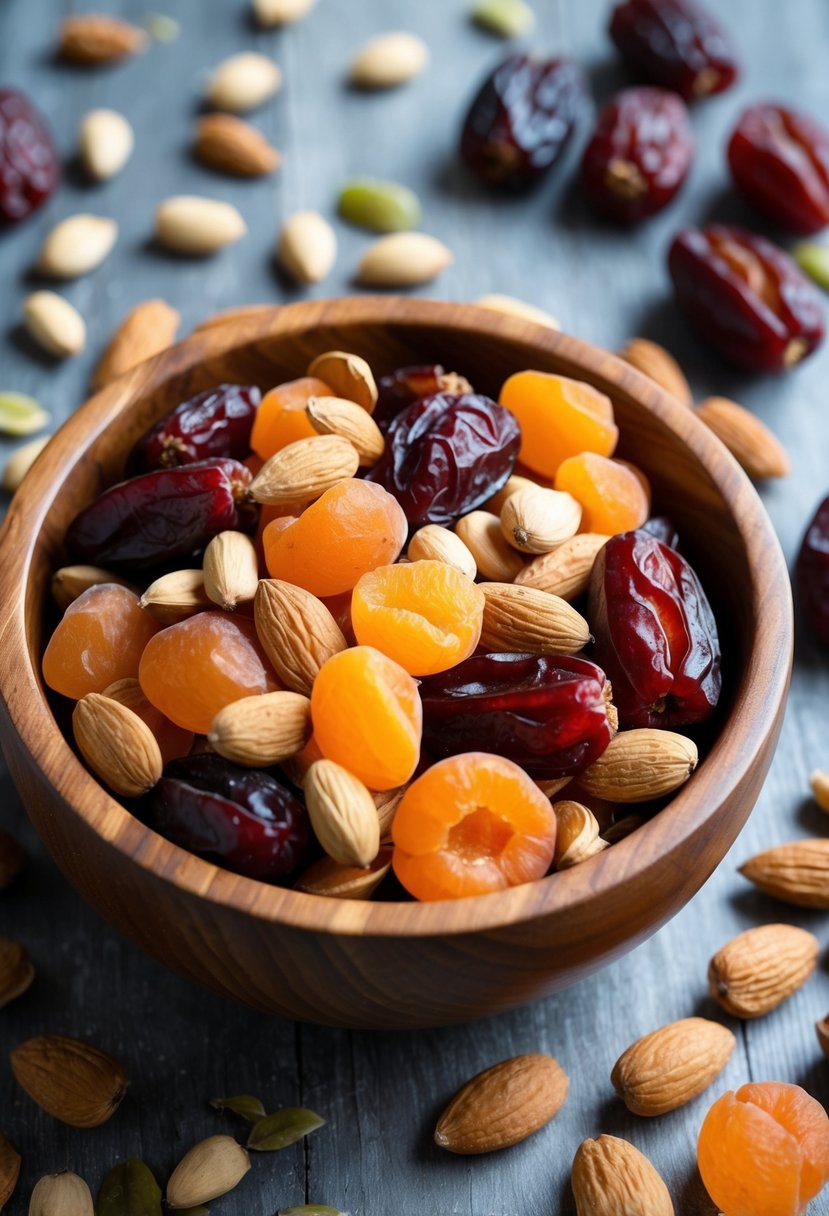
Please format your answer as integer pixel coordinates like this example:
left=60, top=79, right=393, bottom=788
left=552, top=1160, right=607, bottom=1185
left=581, top=87, right=693, bottom=224
left=728, top=104, right=829, bottom=236
left=420, top=653, right=615, bottom=778
left=0, top=89, right=60, bottom=222
left=460, top=54, right=583, bottom=191
left=797, top=495, right=829, bottom=645
left=589, top=529, right=721, bottom=728
left=66, top=458, right=256, bottom=571
left=366, top=392, right=520, bottom=528
left=126, top=383, right=261, bottom=475
left=609, top=0, right=738, bottom=101
left=374, top=365, right=472, bottom=434
left=668, top=225, right=825, bottom=372
left=146, top=754, right=308, bottom=881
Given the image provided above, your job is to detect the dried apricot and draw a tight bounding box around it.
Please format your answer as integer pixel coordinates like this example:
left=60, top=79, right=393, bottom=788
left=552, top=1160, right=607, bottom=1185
left=250, top=377, right=332, bottom=460
left=310, top=646, right=422, bottom=790
left=351, top=560, right=485, bottom=676
left=554, top=453, right=649, bottom=534
left=103, top=677, right=193, bottom=763
left=498, top=371, right=618, bottom=480
left=392, top=752, right=557, bottom=900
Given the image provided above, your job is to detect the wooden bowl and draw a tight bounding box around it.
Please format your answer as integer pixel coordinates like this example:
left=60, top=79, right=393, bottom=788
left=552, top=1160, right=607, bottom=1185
left=0, top=299, right=792, bottom=1029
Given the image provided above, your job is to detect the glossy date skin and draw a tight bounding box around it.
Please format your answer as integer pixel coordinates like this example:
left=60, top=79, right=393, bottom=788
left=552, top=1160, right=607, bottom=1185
left=589, top=529, right=721, bottom=729
left=460, top=54, right=583, bottom=191
left=0, top=89, right=59, bottom=222
left=126, top=383, right=261, bottom=475
left=419, top=653, right=615, bottom=778
left=609, top=0, right=738, bottom=101
left=797, top=495, right=829, bottom=645
left=66, top=458, right=256, bottom=571
left=581, top=87, right=693, bottom=224
left=728, top=104, right=829, bottom=235
left=668, top=225, right=825, bottom=372
left=145, top=754, right=309, bottom=881
left=373, top=365, right=472, bottom=434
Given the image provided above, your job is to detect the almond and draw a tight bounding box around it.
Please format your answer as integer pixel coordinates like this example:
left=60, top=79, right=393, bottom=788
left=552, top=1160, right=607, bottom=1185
left=0, top=833, right=24, bottom=891
left=37, top=214, right=117, bottom=279
left=203, top=531, right=260, bottom=610
left=305, top=759, right=380, bottom=867
left=307, top=350, right=378, bottom=412
left=277, top=211, right=337, bottom=284
left=208, top=691, right=311, bottom=767
left=696, top=396, right=790, bottom=479
left=611, top=1017, right=735, bottom=1116
left=579, top=728, right=697, bottom=802
left=206, top=52, right=281, bottom=112
left=167, top=1135, right=250, bottom=1209
left=10, top=1034, right=128, bottom=1128
left=0, top=1134, right=21, bottom=1212
left=92, top=298, right=181, bottom=388
left=373, top=786, right=407, bottom=838
left=708, top=923, right=819, bottom=1018
left=254, top=580, right=347, bottom=694
left=618, top=337, right=692, bottom=408
left=253, top=0, right=318, bottom=25
left=817, top=1014, right=829, bottom=1059
left=536, top=776, right=571, bottom=800
left=79, top=108, right=133, bottom=179
left=479, top=582, right=591, bottom=654
left=500, top=486, right=582, bottom=554
left=72, top=693, right=163, bottom=797
left=738, top=839, right=829, bottom=908
left=250, top=434, right=359, bottom=505
left=810, top=769, right=829, bottom=812
left=59, top=14, right=148, bottom=63
left=408, top=524, right=477, bottom=580
left=474, top=294, right=560, bottom=330
left=2, top=436, right=51, bottom=493
left=434, top=1054, right=568, bottom=1154
left=571, top=1135, right=674, bottom=1216
left=483, top=473, right=539, bottom=515
left=29, top=1171, right=94, bottom=1216
left=455, top=511, right=526, bottom=581
left=553, top=801, right=608, bottom=869
left=23, top=291, right=86, bottom=357
left=140, top=569, right=212, bottom=622
left=155, top=196, right=246, bottom=255
left=357, top=232, right=452, bottom=286
left=306, top=396, right=384, bottom=464
left=194, top=113, right=280, bottom=177
left=349, top=31, right=429, bottom=89
left=0, top=937, right=34, bottom=1009
left=295, top=844, right=392, bottom=899
left=515, top=532, right=608, bottom=599
left=51, top=565, right=135, bottom=611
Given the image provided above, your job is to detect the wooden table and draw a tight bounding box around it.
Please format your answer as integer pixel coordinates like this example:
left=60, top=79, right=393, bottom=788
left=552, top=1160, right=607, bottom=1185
left=1, top=0, right=828, bottom=1212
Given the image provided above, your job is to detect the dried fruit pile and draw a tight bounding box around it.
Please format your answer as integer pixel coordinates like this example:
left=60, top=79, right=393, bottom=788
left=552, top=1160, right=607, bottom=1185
left=42, top=350, right=722, bottom=902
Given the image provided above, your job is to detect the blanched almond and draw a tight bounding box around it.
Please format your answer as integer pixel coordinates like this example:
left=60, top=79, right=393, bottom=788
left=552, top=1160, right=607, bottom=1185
left=253, top=0, right=318, bottom=25
left=254, top=580, right=347, bottom=694
left=696, top=396, right=790, bottom=479
left=140, top=569, right=212, bottom=622
left=307, top=350, right=378, bottom=412
left=59, top=14, right=147, bottom=63
left=2, top=436, right=50, bottom=493
left=810, top=770, right=829, bottom=812
left=455, top=511, right=525, bottom=581
left=435, top=1054, right=568, bottom=1154
left=611, top=1017, right=735, bottom=1115
left=500, top=486, right=582, bottom=553
left=92, top=298, right=180, bottom=388
left=708, top=924, right=819, bottom=1018
left=37, top=215, right=117, bottom=279
left=206, top=52, right=281, bottom=112
left=203, top=531, right=259, bottom=609
left=483, top=473, right=539, bottom=515
left=306, top=396, right=384, bottom=464
left=515, top=532, right=607, bottom=599
left=51, top=565, right=134, bottom=611
left=23, top=291, right=86, bottom=357
left=155, top=196, right=246, bottom=255
left=479, top=582, right=590, bottom=654
left=349, top=31, right=429, bottom=89
left=305, top=760, right=380, bottom=867
left=194, top=113, right=280, bottom=177
left=738, top=839, right=829, bottom=908
left=579, top=728, right=697, bottom=802
left=277, top=211, right=337, bottom=284
left=250, top=434, right=359, bottom=505
left=618, top=337, right=692, bottom=408
left=572, top=1135, right=674, bottom=1216
left=408, top=524, right=477, bottom=580
left=357, top=232, right=452, bottom=286
left=208, top=691, right=311, bottom=767
left=79, top=108, right=134, bottom=180
left=72, top=693, right=163, bottom=797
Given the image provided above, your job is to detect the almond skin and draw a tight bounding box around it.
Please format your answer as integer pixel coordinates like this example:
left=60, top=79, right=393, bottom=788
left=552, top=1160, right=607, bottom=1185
left=194, top=113, right=281, bottom=177
left=408, top=524, right=477, bottom=580
left=51, top=565, right=135, bottom=611
left=250, top=434, right=359, bottom=505
left=295, top=845, right=392, bottom=899
left=0, top=1134, right=21, bottom=1212
left=708, top=923, right=819, bottom=1018
left=515, top=533, right=608, bottom=599
left=208, top=691, right=311, bottom=767
left=10, top=1034, right=128, bottom=1128
left=572, top=1135, right=674, bottom=1216
left=435, top=1054, right=568, bottom=1155
left=305, top=759, right=380, bottom=867
left=618, top=337, right=693, bottom=408
left=739, top=839, right=829, bottom=908
left=611, top=1017, right=735, bottom=1115
left=696, top=396, right=790, bottom=479
left=72, top=693, right=163, bottom=797
left=579, top=728, right=697, bottom=802
left=479, top=582, right=591, bottom=654
left=92, top=298, right=180, bottom=389
left=254, top=580, right=347, bottom=694
left=0, top=937, right=35, bottom=1009
left=167, top=1135, right=250, bottom=1209
left=59, top=14, right=148, bottom=63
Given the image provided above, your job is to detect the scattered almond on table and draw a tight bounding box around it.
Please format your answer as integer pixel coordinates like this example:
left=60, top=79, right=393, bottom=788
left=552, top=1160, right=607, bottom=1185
left=92, top=298, right=181, bottom=389
left=708, top=923, right=819, bottom=1018
left=434, top=1054, right=569, bottom=1154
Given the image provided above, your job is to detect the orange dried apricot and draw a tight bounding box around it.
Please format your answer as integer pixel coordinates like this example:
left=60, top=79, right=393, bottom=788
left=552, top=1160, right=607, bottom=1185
left=351, top=560, right=485, bottom=676
left=499, top=371, right=618, bottom=479
left=42, top=583, right=160, bottom=700
left=554, top=452, right=649, bottom=535
left=263, top=478, right=408, bottom=598
left=103, top=677, right=193, bottom=763
left=698, top=1082, right=829, bottom=1216
left=310, top=645, right=422, bottom=790
left=139, top=611, right=279, bottom=734
left=250, top=377, right=332, bottom=460
left=392, top=752, right=557, bottom=900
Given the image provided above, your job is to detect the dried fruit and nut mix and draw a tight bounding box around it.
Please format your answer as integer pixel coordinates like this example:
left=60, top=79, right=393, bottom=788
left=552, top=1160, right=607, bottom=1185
left=42, top=351, right=722, bottom=902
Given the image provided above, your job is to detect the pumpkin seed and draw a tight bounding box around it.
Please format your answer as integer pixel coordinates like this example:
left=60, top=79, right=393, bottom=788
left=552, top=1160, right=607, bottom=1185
left=339, top=179, right=421, bottom=233
left=145, top=13, right=181, bottom=41
left=209, top=1094, right=267, bottom=1123
left=794, top=242, right=829, bottom=291
left=247, top=1107, right=325, bottom=1152
left=96, top=1157, right=162, bottom=1216
left=0, top=393, right=50, bottom=436
left=471, top=0, right=535, bottom=37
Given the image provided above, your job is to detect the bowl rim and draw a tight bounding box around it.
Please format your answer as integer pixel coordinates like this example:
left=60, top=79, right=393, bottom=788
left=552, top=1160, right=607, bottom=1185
left=0, top=297, right=793, bottom=939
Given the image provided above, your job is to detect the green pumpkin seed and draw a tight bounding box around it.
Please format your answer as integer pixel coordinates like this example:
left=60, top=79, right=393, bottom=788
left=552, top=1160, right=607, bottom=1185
left=145, top=13, right=181, bottom=41
left=279, top=1207, right=345, bottom=1215
left=209, top=1093, right=267, bottom=1123
left=0, top=393, right=50, bottom=437
left=794, top=242, right=829, bottom=291
left=471, top=0, right=535, bottom=38
left=247, top=1107, right=325, bottom=1152
left=338, top=180, right=421, bottom=234
left=95, top=1158, right=162, bottom=1216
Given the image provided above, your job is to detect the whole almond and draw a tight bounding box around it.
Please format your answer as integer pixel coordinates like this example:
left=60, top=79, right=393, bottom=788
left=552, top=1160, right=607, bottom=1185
left=295, top=844, right=392, bottom=899
left=696, top=396, right=790, bottom=479
left=140, top=569, right=212, bottom=622
left=611, top=1017, right=735, bottom=1115
left=0, top=1134, right=21, bottom=1211
left=203, top=531, right=260, bottom=610
left=618, top=337, right=692, bottom=408
left=0, top=833, right=25, bottom=890
left=3, top=436, right=51, bottom=494
left=92, top=298, right=181, bottom=388
left=708, top=923, right=819, bottom=1018
left=305, top=760, right=380, bottom=867
left=435, top=1054, right=568, bottom=1154
left=515, top=532, right=608, bottom=599
left=307, top=351, right=378, bottom=412
left=29, top=1172, right=93, bottom=1216
left=810, top=769, right=829, bottom=812
left=208, top=691, right=311, bottom=767
left=37, top=215, right=117, bottom=279
left=817, top=1014, right=829, bottom=1059
left=479, top=582, right=591, bottom=654
left=500, top=486, right=582, bottom=554
left=455, top=511, right=526, bottom=581
left=484, top=474, right=539, bottom=515
left=277, top=211, right=337, bottom=284
left=72, top=693, right=163, bottom=797
left=253, top=0, right=317, bottom=25
left=306, top=396, right=384, bottom=464
left=10, top=1034, right=127, bottom=1127
left=79, top=108, right=134, bottom=179
left=553, top=801, right=608, bottom=870
left=23, top=292, right=86, bottom=358
left=408, top=524, right=477, bottom=580
left=357, top=232, right=452, bottom=286
left=572, top=1135, right=674, bottom=1216
left=349, top=31, right=429, bottom=89
left=51, top=565, right=135, bottom=611
left=474, top=293, right=560, bottom=330
left=255, top=580, right=347, bottom=694
left=250, top=434, right=359, bottom=505
left=206, top=52, right=281, bottom=112
left=194, top=113, right=281, bottom=177
left=738, top=839, right=829, bottom=908
left=0, top=937, right=34, bottom=1009
left=579, top=729, right=698, bottom=802
left=59, top=14, right=147, bottom=63
left=167, top=1135, right=251, bottom=1209
left=155, top=196, right=246, bottom=255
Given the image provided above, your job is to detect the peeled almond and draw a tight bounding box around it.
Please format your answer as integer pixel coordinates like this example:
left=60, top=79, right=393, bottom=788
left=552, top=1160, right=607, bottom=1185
left=206, top=52, right=282, bottom=112
left=500, top=486, right=582, bottom=554
left=306, top=396, right=384, bottom=464
left=37, top=215, right=118, bottom=279
left=357, top=232, right=452, bottom=286
left=79, top=108, right=134, bottom=180
left=408, top=524, right=477, bottom=580
left=23, top=291, right=86, bottom=358
left=349, top=31, right=429, bottom=89
left=455, top=511, right=525, bottom=582
left=155, top=196, right=246, bottom=255
left=277, top=211, right=337, bottom=284
left=203, top=531, right=260, bottom=609
left=253, top=0, right=318, bottom=24
left=2, top=436, right=50, bottom=493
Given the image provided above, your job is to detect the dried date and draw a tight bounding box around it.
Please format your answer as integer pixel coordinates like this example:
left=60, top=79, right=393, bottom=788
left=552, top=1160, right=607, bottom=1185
left=728, top=104, right=829, bottom=236
left=609, top=0, right=738, bottom=101
left=0, top=89, right=59, bottom=222
left=373, top=365, right=472, bottom=434
left=797, top=495, right=829, bottom=645
left=126, top=383, right=260, bottom=475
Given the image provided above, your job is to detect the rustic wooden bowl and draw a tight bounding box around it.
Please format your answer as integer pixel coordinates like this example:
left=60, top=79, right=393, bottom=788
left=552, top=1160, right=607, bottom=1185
left=0, top=298, right=792, bottom=1029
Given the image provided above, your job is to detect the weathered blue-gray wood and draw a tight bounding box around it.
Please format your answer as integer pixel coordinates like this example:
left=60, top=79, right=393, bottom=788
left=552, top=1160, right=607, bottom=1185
left=1, top=0, right=828, bottom=1212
